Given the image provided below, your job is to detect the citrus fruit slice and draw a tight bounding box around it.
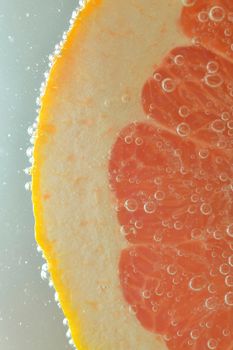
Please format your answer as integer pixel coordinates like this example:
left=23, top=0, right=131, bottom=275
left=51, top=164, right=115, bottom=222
left=32, top=0, right=233, bottom=349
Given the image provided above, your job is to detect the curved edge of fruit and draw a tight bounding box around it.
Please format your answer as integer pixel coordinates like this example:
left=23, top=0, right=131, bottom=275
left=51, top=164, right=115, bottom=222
left=31, top=1, right=102, bottom=349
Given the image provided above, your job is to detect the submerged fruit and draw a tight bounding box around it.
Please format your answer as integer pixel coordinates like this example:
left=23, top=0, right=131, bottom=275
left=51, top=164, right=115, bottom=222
left=32, top=0, right=232, bottom=349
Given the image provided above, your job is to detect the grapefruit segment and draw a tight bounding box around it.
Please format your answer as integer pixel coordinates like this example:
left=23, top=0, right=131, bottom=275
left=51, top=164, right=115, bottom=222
left=32, top=0, right=232, bottom=349
left=180, top=0, right=233, bottom=61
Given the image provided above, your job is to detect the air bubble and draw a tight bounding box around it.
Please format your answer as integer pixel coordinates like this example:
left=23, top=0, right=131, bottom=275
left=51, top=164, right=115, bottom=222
left=225, top=275, right=233, bottom=287
left=199, top=148, right=209, bottom=159
left=228, top=255, right=233, bottom=267
left=66, top=329, right=71, bottom=339
left=198, top=11, right=209, bottom=23
left=221, top=112, right=230, bottom=121
left=68, top=339, right=75, bottom=348
left=24, top=167, right=32, bottom=175
left=161, top=78, right=176, bottom=93
left=190, top=329, right=200, bottom=340
left=153, top=233, right=162, bottom=242
left=224, top=28, right=232, bottom=37
left=120, top=225, right=136, bottom=236
left=219, top=263, right=230, bottom=275
left=174, top=221, right=183, bottom=230
left=181, top=0, right=196, bottom=7
left=167, top=264, right=177, bottom=275
left=223, top=328, right=230, bottom=337
left=135, top=137, right=143, bottom=146
left=207, top=61, right=219, bottom=74
left=174, top=55, right=184, bottom=65
left=191, top=194, right=199, bottom=203
left=154, top=177, right=162, bottom=185
left=205, top=297, right=218, bottom=310
left=189, top=275, right=207, bottom=291
left=207, top=338, right=218, bottom=349
left=37, top=245, right=42, bottom=253
left=154, top=191, right=165, bottom=201
left=216, top=139, right=227, bottom=149
left=116, top=175, right=123, bottom=183
left=191, top=228, right=202, bottom=240
left=48, top=279, right=53, bottom=288
left=63, top=318, right=68, bottom=326
left=151, top=303, right=159, bottom=313
left=163, top=334, right=172, bottom=342
left=213, top=230, right=222, bottom=240
left=142, top=290, right=151, bottom=299
left=224, top=291, right=233, bottom=306
left=211, top=119, right=225, bottom=132
left=26, top=146, right=33, bottom=158
left=144, top=201, right=156, bottom=214
left=208, top=283, right=216, bottom=294
left=124, top=135, right=133, bottom=144
left=226, top=224, right=233, bottom=237
left=154, top=72, right=162, bottom=81
left=200, top=203, right=212, bottom=215
left=25, top=182, right=32, bottom=191
left=205, top=184, right=213, bottom=191
left=135, top=220, right=143, bottom=229
left=209, top=6, right=225, bottom=22
left=188, top=205, right=196, bottom=214
left=227, top=120, right=233, bottom=129
left=124, top=199, right=138, bottom=212
left=176, top=122, right=191, bottom=137
left=178, top=105, right=190, bottom=118
left=204, top=74, right=223, bottom=88
left=41, top=263, right=48, bottom=281
left=219, top=172, right=228, bottom=182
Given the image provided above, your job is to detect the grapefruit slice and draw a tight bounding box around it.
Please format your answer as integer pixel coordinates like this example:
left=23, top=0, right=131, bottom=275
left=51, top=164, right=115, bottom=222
left=32, top=0, right=233, bottom=349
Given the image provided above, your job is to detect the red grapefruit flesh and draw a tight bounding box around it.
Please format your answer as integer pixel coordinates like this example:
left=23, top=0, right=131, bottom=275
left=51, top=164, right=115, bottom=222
left=109, top=2, right=233, bottom=350
left=181, top=0, right=233, bottom=61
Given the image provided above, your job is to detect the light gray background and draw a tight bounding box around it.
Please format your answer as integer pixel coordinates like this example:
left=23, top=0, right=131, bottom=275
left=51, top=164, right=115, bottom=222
left=0, top=1, right=78, bottom=349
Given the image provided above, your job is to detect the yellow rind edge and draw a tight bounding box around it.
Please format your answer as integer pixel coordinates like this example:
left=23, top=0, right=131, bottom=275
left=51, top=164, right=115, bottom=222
left=31, top=1, right=102, bottom=349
